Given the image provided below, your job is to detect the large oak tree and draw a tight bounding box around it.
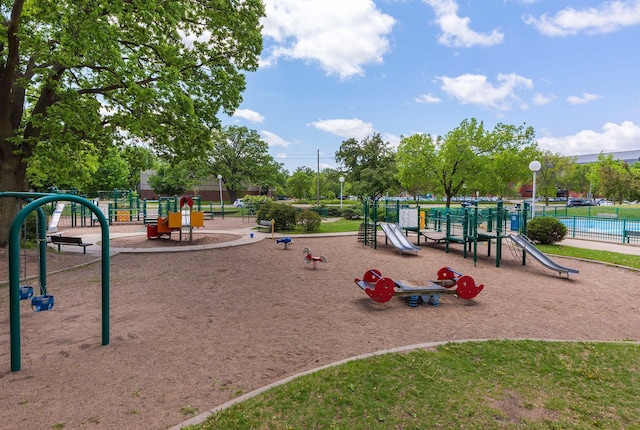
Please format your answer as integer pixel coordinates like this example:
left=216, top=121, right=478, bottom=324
left=0, top=0, right=264, bottom=245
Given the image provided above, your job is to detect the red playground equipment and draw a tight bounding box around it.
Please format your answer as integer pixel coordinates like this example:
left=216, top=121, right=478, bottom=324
left=303, top=246, right=327, bottom=269
left=354, top=267, right=484, bottom=304
left=147, top=195, right=204, bottom=241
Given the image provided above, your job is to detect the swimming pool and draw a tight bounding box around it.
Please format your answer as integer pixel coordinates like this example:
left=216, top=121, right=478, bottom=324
left=558, top=216, right=640, bottom=241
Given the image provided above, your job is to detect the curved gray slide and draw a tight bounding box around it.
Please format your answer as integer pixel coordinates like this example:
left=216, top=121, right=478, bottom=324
left=509, top=234, right=578, bottom=278
left=380, top=223, right=420, bottom=253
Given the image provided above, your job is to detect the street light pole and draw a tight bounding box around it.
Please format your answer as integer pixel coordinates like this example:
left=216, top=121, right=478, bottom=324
left=529, top=160, right=541, bottom=218
left=217, top=174, right=223, bottom=208
left=339, top=176, right=344, bottom=209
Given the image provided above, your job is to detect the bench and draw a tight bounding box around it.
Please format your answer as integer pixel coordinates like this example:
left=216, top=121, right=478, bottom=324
left=50, top=236, right=93, bottom=254
left=597, top=213, right=618, bottom=218
left=623, top=230, right=640, bottom=243
left=257, top=219, right=273, bottom=232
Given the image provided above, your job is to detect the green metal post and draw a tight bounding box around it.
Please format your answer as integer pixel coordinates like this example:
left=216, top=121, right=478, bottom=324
left=495, top=201, right=503, bottom=267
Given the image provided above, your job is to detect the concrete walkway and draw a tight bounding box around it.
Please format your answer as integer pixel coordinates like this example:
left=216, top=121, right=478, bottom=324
left=48, top=225, right=640, bottom=258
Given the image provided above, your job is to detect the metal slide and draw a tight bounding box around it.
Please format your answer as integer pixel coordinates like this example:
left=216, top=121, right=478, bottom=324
left=379, top=222, right=420, bottom=254
left=509, top=234, right=579, bottom=278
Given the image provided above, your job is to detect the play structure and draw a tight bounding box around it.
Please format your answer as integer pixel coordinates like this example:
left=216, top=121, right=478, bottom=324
left=355, top=267, right=484, bottom=305
left=146, top=195, right=204, bottom=241
left=277, top=236, right=292, bottom=249
left=508, top=234, right=579, bottom=278
left=360, top=199, right=579, bottom=277
left=1, top=192, right=111, bottom=372
left=303, top=246, right=327, bottom=269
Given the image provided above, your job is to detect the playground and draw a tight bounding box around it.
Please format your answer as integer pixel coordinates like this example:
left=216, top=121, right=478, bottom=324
left=1, top=217, right=640, bottom=429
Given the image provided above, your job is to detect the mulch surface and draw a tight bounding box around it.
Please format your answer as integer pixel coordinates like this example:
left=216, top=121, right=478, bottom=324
left=1, top=217, right=640, bottom=429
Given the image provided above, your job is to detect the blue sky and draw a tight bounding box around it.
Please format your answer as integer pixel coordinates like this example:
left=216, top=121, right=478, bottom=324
left=222, top=0, right=640, bottom=173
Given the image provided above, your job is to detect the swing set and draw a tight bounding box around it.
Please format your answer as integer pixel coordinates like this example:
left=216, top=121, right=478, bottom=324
left=1, top=192, right=112, bottom=372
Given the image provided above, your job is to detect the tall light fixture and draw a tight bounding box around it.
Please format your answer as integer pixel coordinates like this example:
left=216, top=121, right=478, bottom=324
left=529, top=160, right=541, bottom=218
left=339, top=176, right=345, bottom=209
left=217, top=174, right=223, bottom=208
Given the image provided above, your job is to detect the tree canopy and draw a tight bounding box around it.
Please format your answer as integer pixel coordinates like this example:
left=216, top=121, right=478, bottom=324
left=396, top=119, right=539, bottom=206
left=335, top=133, right=398, bottom=201
left=0, top=0, right=265, bottom=245
left=207, top=125, right=278, bottom=202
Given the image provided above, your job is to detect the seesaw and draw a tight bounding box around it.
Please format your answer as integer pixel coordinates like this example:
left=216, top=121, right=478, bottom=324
left=354, top=267, right=484, bottom=304
left=277, top=237, right=292, bottom=249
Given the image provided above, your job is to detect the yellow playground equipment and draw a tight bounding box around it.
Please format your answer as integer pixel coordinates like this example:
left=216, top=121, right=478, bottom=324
left=147, top=196, right=204, bottom=241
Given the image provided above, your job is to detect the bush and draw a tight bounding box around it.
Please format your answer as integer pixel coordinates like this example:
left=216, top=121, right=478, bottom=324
left=298, top=209, right=322, bottom=232
left=327, top=206, right=342, bottom=217
left=342, top=207, right=362, bottom=220
left=242, top=195, right=272, bottom=215
left=526, top=217, right=567, bottom=244
left=256, top=201, right=298, bottom=231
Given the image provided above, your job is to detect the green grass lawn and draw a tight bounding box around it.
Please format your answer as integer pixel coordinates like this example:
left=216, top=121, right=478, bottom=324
left=186, top=340, right=640, bottom=429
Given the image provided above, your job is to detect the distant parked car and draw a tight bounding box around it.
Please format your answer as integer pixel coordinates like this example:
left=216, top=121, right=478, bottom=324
left=567, top=198, right=595, bottom=207
left=599, top=200, right=614, bottom=206
left=233, top=199, right=244, bottom=207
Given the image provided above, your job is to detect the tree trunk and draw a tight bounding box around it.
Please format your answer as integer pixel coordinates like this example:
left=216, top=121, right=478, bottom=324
left=0, top=137, right=29, bottom=247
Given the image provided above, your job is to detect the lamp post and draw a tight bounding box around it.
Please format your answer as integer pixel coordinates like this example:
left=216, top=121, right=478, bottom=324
left=217, top=174, right=223, bottom=208
left=339, top=176, right=345, bottom=209
left=529, top=160, right=541, bottom=218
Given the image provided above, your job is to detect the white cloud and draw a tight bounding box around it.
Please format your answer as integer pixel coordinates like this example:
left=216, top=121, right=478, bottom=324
left=260, top=130, right=291, bottom=148
left=566, top=92, right=602, bottom=105
left=532, top=92, right=555, bottom=106
left=383, top=133, right=402, bottom=149
left=537, top=121, right=640, bottom=155
left=233, top=109, right=265, bottom=123
left=308, top=118, right=375, bottom=139
left=524, top=1, right=640, bottom=36
left=438, top=73, right=533, bottom=110
left=415, top=93, right=442, bottom=104
left=423, top=0, right=504, bottom=47
left=261, top=0, right=395, bottom=79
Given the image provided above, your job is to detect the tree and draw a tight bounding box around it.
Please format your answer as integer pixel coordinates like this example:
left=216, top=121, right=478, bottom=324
left=0, top=0, right=265, bottom=246
left=86, top=147, right=130, bottom=196
left=335, top=133, right=398, bottom=201
left=593, top=153, right=635, bottom=203
left=287, top=167, right=314, bottom=199
left=396, top=119, right=538, bottom=207
left=122, top=145, right=157, bottom=191
left=566, top=164, right=593, bottom=197
left=528, top=150, right=574, bottom=204
left=207, top=125, right=276, bottom=202
left=147, top=160, right=209, bottom=197
left=395, top=133, right=437, bottom=198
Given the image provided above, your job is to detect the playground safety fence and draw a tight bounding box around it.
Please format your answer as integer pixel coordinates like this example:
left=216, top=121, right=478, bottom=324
left=538, top=213, right=640, bottom=244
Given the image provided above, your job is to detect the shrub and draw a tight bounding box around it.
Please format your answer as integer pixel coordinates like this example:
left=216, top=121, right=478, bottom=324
left=257, top=202, right=298, bottom=231
left=242, top=195, right=272, bottom=215
left=327, top=206, right=342, bottom=217
left=298, top=209, right=322, bottom=232
left=342, top=207, right=362, bottom=220
left=526, top=217, right=567, bottom=244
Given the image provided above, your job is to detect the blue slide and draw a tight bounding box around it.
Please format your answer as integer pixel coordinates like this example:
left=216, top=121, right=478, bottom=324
left=509, top=234, right=579, bottom=278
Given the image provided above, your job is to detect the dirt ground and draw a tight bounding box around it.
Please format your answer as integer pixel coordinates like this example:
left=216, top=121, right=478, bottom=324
left=1, top=217, right=640, bottom=430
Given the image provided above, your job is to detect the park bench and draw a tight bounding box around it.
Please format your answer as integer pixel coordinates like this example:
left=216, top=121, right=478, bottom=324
left=50, top=236, right=93, bottom=254
left=597, top=213, right=618, bottom=218
left=257, top=219, right=273, bottom=232
left=623, top=230, right=640, bottom=243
